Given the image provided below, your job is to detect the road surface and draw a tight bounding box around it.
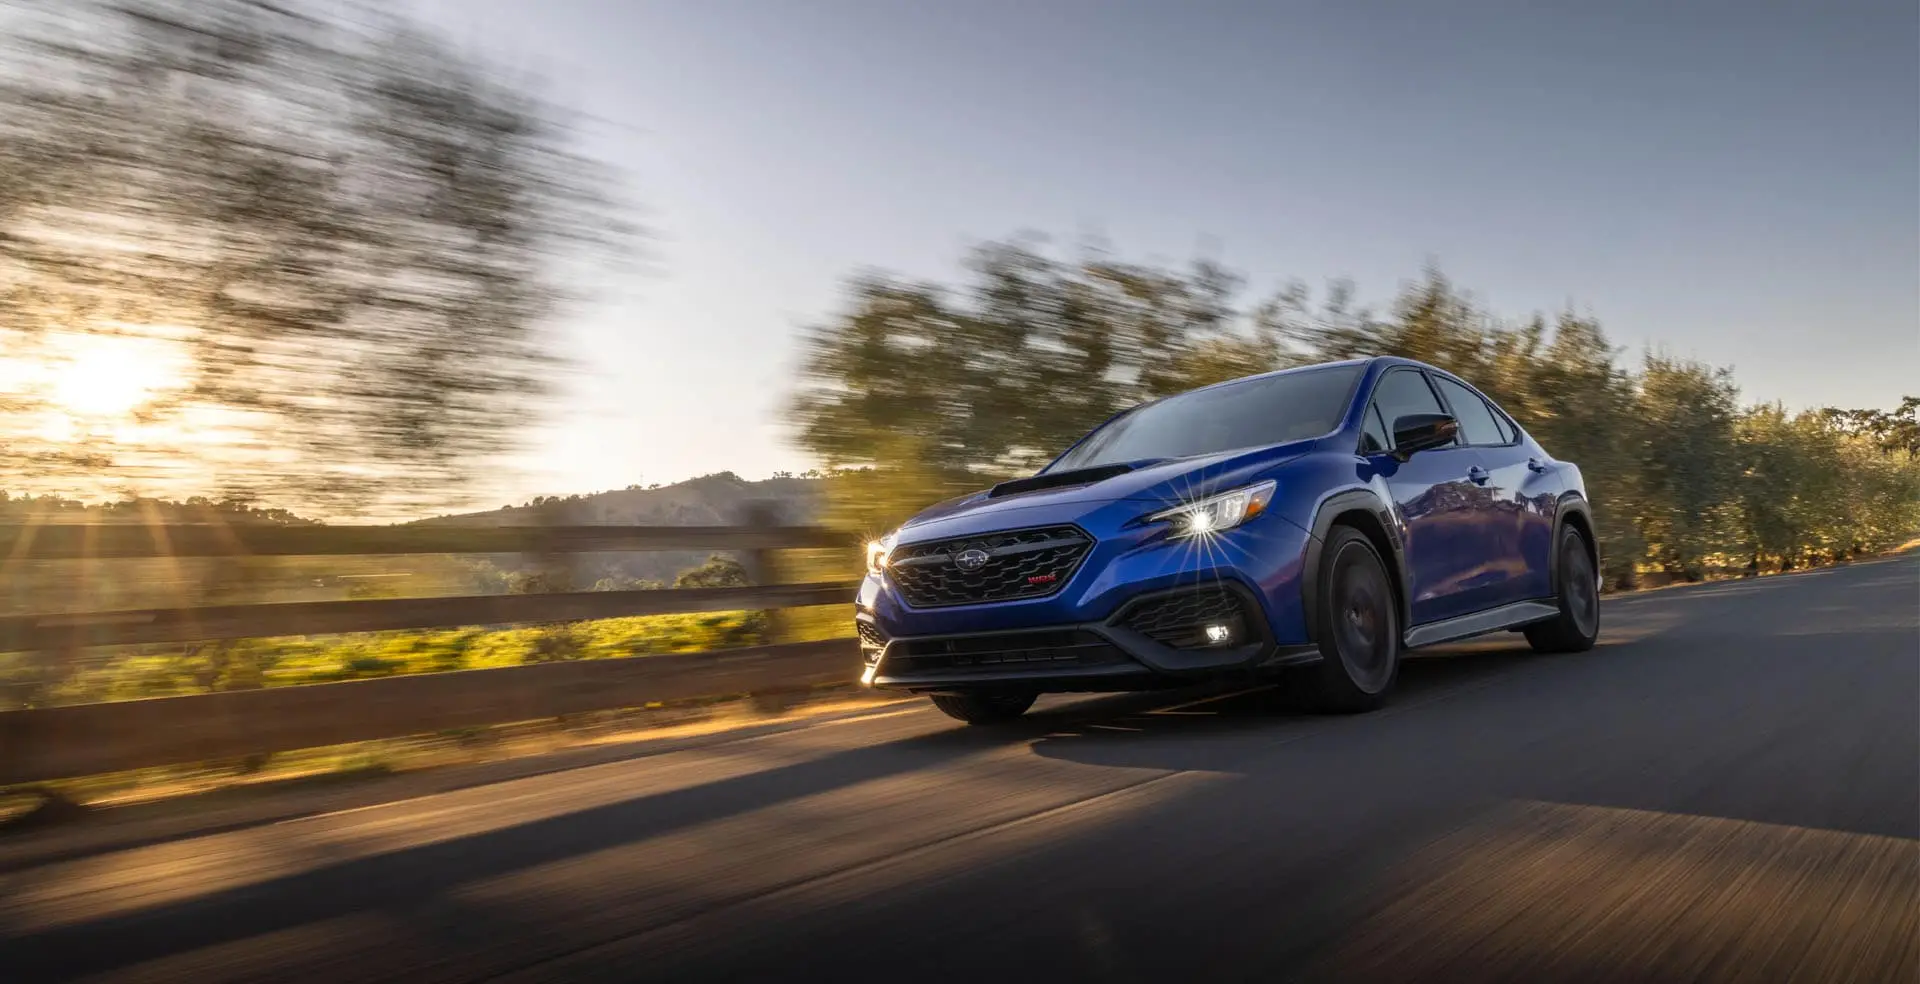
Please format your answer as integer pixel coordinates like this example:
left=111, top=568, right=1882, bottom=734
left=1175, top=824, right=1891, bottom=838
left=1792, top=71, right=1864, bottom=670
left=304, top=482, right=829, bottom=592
left=2, top=557, right=1916, bottom=983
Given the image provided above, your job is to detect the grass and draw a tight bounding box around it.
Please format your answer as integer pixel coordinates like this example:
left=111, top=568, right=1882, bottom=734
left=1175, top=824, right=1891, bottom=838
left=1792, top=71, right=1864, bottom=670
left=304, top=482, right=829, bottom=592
left=17, top=604, right=852, bottom=708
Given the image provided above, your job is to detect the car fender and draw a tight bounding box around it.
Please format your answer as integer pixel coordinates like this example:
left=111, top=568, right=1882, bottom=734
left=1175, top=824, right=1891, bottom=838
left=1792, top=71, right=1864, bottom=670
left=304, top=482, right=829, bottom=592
left=1548, top=492, right=1597, bottom=595
left=1299, top=486, right=1410, bottom=643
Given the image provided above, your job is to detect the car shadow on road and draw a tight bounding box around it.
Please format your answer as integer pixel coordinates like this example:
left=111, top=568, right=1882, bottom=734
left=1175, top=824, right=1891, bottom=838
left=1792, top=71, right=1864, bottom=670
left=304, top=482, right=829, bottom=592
left=1025, top=640, right=1551, bottom=772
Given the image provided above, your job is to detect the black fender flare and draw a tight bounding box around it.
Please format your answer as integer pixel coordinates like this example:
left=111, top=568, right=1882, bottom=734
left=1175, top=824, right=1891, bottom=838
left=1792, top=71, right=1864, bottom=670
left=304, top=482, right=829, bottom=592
left=1548, top=493, right=1597, bottom=596
left=1299, top=488, right=1410, bottom=644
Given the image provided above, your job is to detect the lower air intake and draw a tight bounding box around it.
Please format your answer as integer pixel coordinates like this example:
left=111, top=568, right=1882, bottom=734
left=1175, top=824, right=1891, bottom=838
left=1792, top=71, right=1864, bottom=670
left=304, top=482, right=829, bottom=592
left=1117, top=586, right=1253, bottom=650
left=883, top=629, right=1130, bottom=676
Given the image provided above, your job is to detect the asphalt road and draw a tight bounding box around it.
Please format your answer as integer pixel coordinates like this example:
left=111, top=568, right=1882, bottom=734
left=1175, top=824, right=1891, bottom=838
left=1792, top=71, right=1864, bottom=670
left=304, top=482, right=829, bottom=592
left=3, top=558, right=1916, bottom=983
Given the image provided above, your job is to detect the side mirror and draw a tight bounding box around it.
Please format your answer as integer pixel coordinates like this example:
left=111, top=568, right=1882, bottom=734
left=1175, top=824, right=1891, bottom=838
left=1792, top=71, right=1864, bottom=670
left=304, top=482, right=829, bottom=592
left=1391, top=412, right=1458, bottom=458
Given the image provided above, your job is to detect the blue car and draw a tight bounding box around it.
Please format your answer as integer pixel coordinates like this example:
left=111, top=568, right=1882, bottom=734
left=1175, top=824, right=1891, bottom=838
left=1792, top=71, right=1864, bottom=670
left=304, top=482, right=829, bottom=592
left=854, top=356, right=1601, bottom=724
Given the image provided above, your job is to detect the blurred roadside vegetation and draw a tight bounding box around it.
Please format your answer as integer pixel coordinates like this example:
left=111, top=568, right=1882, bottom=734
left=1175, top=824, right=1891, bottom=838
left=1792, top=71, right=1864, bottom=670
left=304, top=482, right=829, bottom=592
left=22, top=612, right=765, bottom=710
left=791, top=241, right=1920, bottom=590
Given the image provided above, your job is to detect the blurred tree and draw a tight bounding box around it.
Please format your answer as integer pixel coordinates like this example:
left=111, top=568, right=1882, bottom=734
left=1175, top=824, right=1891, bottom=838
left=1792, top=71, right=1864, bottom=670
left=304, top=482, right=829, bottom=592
left=1823, top=397, right=1920, bottom=460
left=1632, top=356, right=1743, bottom=579
left=791, top=238, right=1268, bottom=482
left=0, top=0, right=635, bottom=518
left=792, top=233, right=1920, bottom=588
left=673, top=555, right=750, bottom=590
left=593, top=575, right=663, bottom=592
left=1734, top=404, right=1811, bottom=569
left=791, top=237, right=1300, bottom=534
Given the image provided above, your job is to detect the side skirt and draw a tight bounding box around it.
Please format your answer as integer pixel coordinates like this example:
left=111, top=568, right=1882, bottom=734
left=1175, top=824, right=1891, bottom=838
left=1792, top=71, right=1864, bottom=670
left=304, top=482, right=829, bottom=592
left=1404, top=600, right=1559, bottom=649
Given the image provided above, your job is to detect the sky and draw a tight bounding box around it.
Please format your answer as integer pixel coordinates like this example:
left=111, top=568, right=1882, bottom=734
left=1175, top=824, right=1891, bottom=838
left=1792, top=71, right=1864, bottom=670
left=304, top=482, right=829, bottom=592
left=397, top=0, right=1919, bottom=502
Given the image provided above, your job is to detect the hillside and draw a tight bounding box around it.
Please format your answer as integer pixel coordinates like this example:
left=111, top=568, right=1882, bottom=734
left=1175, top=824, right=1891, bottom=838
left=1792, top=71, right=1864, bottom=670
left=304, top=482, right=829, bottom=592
left=422, top=472, right=821, bottom=529
left=418, top=472, right=827, bottom=588
left=0, top=474, right=827, bottom=614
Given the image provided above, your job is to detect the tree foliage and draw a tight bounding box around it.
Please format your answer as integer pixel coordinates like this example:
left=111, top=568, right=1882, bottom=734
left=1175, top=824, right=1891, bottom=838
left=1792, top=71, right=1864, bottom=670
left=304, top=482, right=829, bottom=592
left=673, top=555, right=750, bottom=590
left=791, top=239, right=1259, bottom=483
left=0, top=0, right=634, bottom=517
left=791, top=236, right=1919, bottom=586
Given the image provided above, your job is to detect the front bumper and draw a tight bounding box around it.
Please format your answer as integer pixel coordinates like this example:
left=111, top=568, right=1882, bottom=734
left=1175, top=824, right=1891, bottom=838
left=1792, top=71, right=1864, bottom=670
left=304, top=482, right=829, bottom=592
left=860, top=580, right=1319, bottom=693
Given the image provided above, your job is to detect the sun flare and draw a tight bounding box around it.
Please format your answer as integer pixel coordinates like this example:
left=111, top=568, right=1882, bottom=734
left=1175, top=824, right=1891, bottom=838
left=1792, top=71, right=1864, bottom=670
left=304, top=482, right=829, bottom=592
left=45, top=332, right=184, bottom=420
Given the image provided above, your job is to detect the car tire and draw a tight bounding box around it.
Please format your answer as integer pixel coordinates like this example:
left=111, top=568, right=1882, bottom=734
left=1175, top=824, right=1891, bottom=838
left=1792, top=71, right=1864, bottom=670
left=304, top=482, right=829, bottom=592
left=928, top=691, right=1037, bottom=725
left=1309, top=525, right=1401, bottom=713
left=1525, top=525, right=1600, bottom=654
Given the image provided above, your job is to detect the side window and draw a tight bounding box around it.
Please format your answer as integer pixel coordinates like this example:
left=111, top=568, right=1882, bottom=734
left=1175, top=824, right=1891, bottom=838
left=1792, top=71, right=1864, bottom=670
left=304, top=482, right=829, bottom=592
left=1368, top=369, right=1449, bottom=450
left=1360, top=404, right=1390, bottom=454
left=1433, top=376, right=1507, bottom=446
left=1491, top=407, right=1518, bottom=444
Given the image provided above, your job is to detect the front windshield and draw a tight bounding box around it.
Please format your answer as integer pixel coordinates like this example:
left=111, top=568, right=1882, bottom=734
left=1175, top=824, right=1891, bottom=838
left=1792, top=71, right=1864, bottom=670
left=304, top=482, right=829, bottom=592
left=1048, top=364, right=1363, bottom=472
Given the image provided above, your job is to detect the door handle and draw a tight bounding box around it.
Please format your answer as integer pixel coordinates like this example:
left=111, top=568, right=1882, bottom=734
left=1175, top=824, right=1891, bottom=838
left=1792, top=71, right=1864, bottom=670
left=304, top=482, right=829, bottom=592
left=1467, top=465, right=1490, bottom=485
left=1527, top=457, right=1547, bottom=473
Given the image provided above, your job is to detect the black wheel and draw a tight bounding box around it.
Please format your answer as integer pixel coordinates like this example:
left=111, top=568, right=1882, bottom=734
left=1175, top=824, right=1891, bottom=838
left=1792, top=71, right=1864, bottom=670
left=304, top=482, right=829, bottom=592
left=1526, top=525, right=1600, bottom=653
left=928, top=691, right=1037, bottom=725
left=1309, top=526, right=1401, bottom=713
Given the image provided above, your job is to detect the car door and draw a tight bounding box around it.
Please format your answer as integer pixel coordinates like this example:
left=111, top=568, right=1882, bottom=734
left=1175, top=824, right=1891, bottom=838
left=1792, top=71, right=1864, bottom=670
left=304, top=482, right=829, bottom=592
left=1362, top=368, right=1491, bottom=626
left=1431, top=373, right=1548, bottom=609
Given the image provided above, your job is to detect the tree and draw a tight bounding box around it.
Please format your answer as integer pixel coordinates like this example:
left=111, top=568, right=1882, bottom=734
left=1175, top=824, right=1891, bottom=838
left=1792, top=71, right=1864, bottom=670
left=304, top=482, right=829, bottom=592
left=593, top=575, right=662, bottom=592
left=790, top=238, right=1270, bottom=481
left=1735, top=404, right=1811, bottom=568
left=0, top=0, right=635, bottom=518
left=1823, top=397, right=1920, bottom=460
left=1633, top=356, right=1743, bottom=578
left=674, top=555, right=750, bottom=590
left=789, top=237, right=1288, bottom=532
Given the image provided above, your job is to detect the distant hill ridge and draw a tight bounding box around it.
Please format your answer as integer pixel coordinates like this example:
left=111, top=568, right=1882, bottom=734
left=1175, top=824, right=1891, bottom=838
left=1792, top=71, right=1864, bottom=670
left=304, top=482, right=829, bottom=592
left=1, top=472, right=823, bottom=530
left=0, top=474, right=823, bottom=610
left=417, top=471, right=822, bottom=529
left=416, top=472, right=826, bottom=588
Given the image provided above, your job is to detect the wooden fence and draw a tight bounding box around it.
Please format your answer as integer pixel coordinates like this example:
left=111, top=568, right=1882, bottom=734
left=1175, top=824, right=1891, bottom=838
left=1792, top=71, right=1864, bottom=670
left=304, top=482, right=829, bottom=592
left=0, top=507, right=863, bottom=785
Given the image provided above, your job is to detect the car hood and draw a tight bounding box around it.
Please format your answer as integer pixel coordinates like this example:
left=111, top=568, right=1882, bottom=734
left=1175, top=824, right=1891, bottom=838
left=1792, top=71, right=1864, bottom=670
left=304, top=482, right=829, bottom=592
left=898, top=440, right=1318, bottom=536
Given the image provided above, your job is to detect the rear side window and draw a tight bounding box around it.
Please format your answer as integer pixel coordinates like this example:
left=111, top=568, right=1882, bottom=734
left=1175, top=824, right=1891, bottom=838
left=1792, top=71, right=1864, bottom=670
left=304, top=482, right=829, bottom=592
left=1491, top=408, right=1518, bottom=443
left=1433, top=376, right=1508, bottom=447
left=1368, top=370, right=1449, bottom=450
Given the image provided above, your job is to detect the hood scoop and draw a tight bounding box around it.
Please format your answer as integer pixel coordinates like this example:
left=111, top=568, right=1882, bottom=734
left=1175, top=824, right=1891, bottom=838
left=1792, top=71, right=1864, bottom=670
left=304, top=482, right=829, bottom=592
left=986, top=462, right=1136, bottom=499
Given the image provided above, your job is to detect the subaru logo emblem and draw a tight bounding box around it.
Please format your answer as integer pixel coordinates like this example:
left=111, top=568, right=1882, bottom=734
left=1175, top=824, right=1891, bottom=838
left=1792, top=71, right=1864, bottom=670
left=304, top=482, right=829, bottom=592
left=954, top=548, right=990, bottom=572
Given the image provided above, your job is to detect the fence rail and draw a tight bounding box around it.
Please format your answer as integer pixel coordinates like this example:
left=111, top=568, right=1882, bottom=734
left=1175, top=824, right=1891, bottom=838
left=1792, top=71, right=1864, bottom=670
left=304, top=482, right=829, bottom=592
left=0, top=639, right=859, bottom=785
left=1, top=581, right=859, bottom=652
left=0, top=511, right=867, bottom=785
left=0, top=522, right=848, bottom=560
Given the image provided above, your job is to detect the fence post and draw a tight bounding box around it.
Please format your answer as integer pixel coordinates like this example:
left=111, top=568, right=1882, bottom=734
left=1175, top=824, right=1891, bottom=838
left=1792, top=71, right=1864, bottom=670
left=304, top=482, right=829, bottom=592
left=530, top=498, right=585, bottom=736
left=741, top=501, right=792, bottom=714
left=741, top=501, right=788, bottom=644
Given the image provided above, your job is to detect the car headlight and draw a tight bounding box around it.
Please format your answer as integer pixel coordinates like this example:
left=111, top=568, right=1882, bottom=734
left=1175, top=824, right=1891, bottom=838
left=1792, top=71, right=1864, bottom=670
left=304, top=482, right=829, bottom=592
left=865, top=533, right=897, bottom=574
left=1147, top=480, right=1276, bottom=538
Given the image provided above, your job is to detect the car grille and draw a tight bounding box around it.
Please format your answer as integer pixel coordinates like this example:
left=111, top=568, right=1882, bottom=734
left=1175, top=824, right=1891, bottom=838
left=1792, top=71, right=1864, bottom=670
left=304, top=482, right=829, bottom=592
left=883, top=629, right=1131, bottom=676
left=885, top=525, right=1092, bottom=608
left=1117, top=586, right=1253, bottom=650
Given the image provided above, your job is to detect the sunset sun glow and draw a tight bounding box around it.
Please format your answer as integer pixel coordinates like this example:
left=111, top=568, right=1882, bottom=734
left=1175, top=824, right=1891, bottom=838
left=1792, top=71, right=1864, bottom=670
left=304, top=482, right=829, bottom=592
left=43, top=332, right=184, bottom=421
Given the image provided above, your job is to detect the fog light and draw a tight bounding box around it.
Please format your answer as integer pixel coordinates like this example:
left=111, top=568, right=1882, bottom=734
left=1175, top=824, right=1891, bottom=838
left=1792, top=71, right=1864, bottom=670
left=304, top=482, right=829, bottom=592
left=1205, top=624, right=1233, bottom=644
